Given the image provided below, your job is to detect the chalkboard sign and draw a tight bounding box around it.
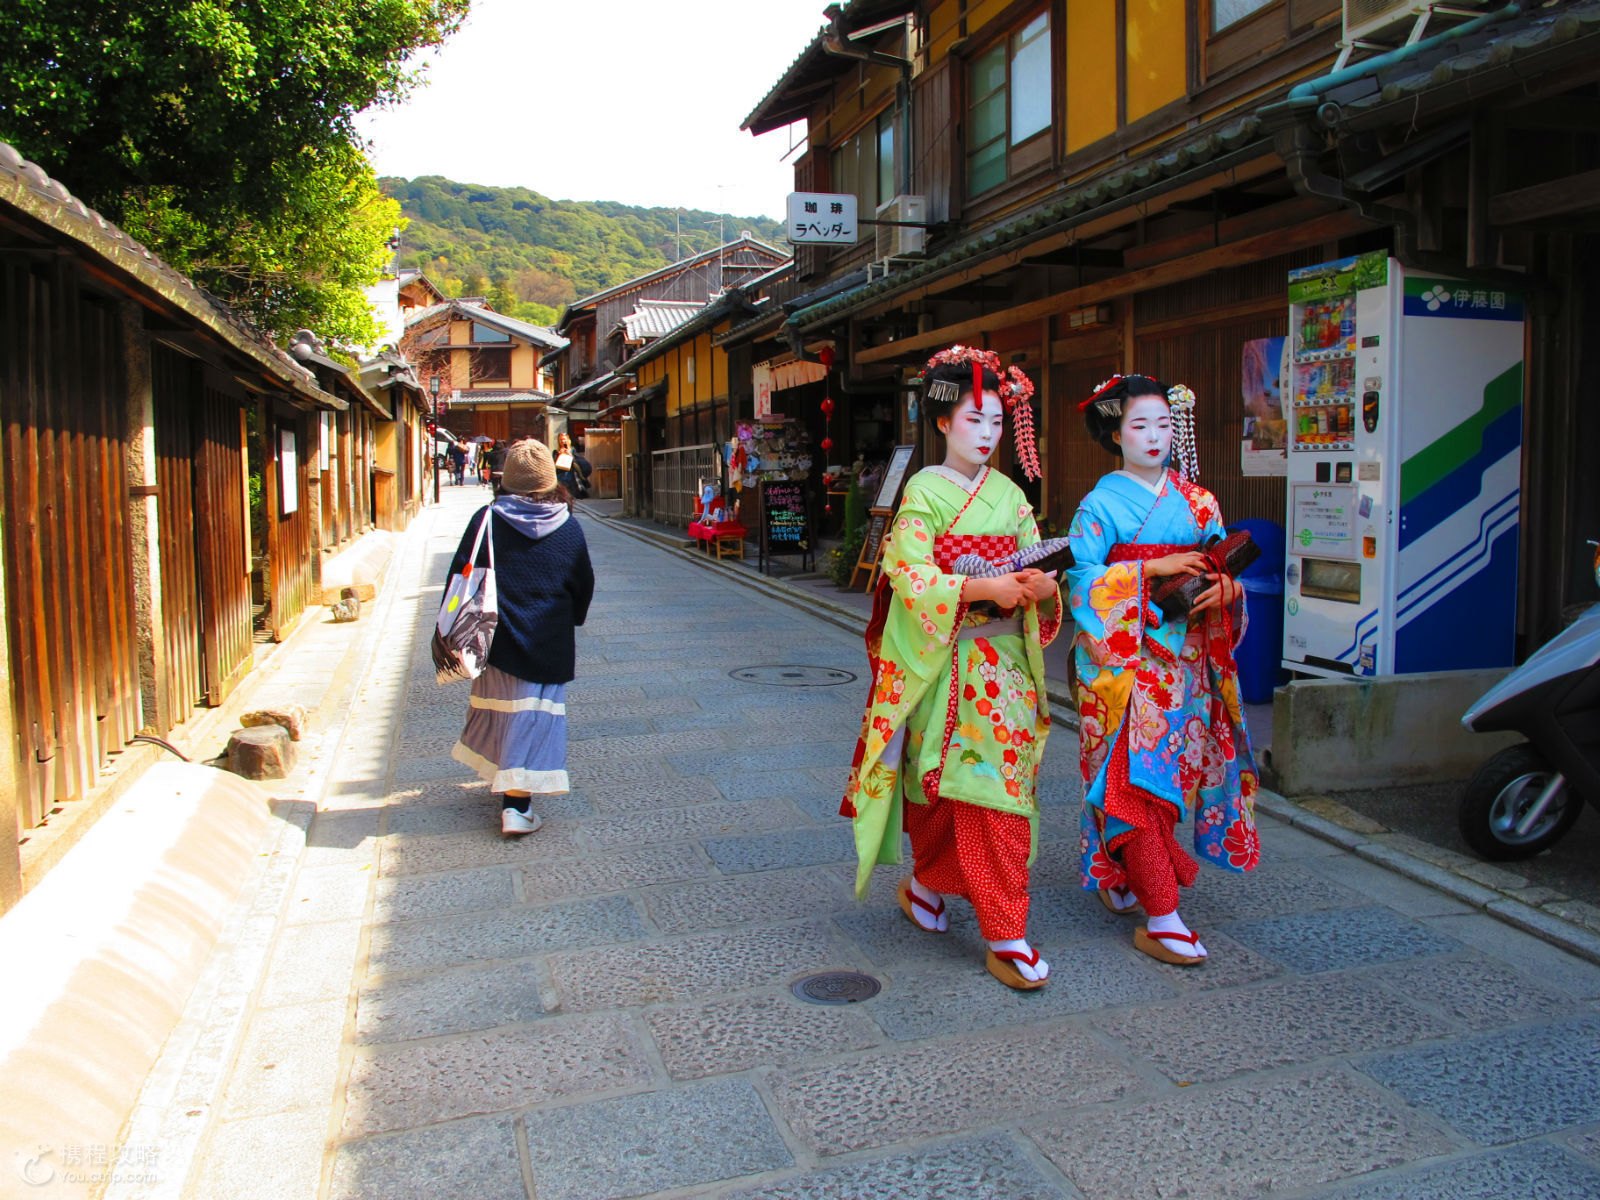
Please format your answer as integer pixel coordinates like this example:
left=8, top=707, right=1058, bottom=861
left=760, top=479, right=814, bottom=574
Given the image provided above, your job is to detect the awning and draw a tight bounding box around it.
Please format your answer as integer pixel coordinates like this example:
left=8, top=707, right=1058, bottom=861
left=596, top=378, right=667, bottom=422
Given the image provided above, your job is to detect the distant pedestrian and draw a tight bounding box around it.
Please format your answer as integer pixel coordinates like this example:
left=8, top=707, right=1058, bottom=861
left=485, top=439, right=508, bottom=491
left=554, top=432, right=592, bottom=499
left=447, top=438, right=594, bottom=835
left=447, top=440, right=467, bottom=486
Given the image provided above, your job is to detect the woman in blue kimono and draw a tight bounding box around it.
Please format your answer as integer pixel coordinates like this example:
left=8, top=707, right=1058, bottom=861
left=1064, top=375, right=1261, bottom=965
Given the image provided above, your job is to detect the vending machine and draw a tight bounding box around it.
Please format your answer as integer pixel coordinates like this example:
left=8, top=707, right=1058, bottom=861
left=1282, top=252, right=1525, bottom=678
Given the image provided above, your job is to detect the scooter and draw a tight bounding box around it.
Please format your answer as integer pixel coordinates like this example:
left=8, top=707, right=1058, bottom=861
left=1458, top=572, right=1600, bottom=860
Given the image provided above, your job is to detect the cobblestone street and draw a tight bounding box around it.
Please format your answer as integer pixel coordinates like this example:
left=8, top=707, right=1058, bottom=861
left=187, top=485, right=1600, bottom=1199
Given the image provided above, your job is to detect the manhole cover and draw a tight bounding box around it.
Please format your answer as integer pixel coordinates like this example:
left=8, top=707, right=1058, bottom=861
left=729, top=665, right=857, bottom=687
left=791, top=971, right=881, bottom=1005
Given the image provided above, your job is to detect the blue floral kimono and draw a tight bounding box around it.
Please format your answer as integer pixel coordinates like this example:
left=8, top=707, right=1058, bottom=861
left=1064, top=469, right=1261, bottom=890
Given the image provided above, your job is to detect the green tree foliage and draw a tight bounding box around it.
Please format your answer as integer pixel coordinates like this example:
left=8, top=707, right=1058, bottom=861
left=385, top=176, right=787, bottom=319
left=0, top=0, right=468, bottom=343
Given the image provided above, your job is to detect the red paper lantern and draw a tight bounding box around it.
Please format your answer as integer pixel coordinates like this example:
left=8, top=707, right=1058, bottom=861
left=820, top=396, right=834, bottom=418
left=821, top=436, right=834, bottom=452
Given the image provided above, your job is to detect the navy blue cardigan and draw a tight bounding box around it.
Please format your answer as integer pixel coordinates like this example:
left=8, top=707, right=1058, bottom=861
left=447, top=505, right=595, bottom=684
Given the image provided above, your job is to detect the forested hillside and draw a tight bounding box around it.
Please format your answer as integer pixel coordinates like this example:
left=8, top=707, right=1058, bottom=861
left=383, top=176, right=787, bottom=324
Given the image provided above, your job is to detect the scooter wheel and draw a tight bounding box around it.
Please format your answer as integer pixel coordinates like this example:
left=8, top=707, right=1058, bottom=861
left=1458, top=743, right=1582, bottom=861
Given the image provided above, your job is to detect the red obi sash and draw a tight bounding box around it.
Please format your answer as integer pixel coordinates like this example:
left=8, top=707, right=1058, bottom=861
left=1108, top=542, right=1187, bottom=563
left=934, top=532, right=1016, bottom=572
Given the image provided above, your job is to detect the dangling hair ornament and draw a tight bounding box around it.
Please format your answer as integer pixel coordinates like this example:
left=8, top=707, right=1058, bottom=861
left=1166, top=383, right=1199, bottom=482
left=1078, top=374, right=1126, bottom=420
left=922, top=345, right=1041, bottom=481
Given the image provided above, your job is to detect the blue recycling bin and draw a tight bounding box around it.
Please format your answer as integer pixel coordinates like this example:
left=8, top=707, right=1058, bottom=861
left=1228, top=519, right=1289, bottom=705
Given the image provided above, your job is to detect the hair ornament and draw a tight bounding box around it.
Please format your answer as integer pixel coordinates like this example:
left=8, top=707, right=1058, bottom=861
left=1078, top=374, right=1127, bottom=420
left=1166, top=383, right=1200, bottom=482
left=922, top=344, right=1041, bottom=480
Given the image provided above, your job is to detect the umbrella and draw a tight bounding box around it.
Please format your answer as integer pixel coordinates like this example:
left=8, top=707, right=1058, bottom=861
left=470, top=434, right=494, bottom=443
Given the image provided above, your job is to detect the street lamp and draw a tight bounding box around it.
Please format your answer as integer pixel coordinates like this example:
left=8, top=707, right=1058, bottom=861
left=429, top=375, right=441, bottom=503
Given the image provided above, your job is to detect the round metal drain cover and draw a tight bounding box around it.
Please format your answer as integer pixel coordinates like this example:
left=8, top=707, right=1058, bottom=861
left=791, top=970, right=881, bottom=1005
left=729, top=664, right=857, bottom=687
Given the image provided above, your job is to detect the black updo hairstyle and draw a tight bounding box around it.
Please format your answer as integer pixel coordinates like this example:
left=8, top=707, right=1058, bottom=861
left=1083, top=374, right=1168, bottom=457
left=923, top=361, right=1001, bottom=429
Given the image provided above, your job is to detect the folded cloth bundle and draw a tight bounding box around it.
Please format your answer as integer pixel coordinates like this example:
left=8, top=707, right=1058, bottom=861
left=1149, top=530, right=1259, bottom=621
left=951, top=537, right=1074, bottom=580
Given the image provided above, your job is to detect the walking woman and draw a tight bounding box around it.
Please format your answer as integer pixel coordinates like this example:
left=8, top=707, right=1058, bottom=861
left=448, top=438, right=595, bottom=835
left=1065, top=375, right=1261, bottom=965
left=842, top=345, right=1061, bottom=990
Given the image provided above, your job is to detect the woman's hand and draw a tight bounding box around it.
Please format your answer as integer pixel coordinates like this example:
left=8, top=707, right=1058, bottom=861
left=1015, top=567, right=1058, bottom=602
left=1188, top=573, right=1242, bottom=615
left=964, top=572, right=1028, bottom=609
left=1143, top=551, right=1210, bottom=580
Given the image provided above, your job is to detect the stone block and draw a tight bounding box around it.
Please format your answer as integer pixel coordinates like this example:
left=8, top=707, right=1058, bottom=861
left=254, top=919, right=363, bottom=1008
left=1096, top=972, right=1450, bottom=1085
left=342, top=1013, right=649, bottom=1135
left=646, top=991, right=882, bottom=1080
left=227, top=725, right=296, bottom=779
left=723, top=1134, right=1071, bottom=1200
left=365, top=895, right=644, bottom=978
left=356, top=960, right=553, bottom=1044
left=219, top=999, right=345, bottom=1119
left=645, top=867, right=853, bottom=935
left=768, top=1024, right=1142, bottom=1156
left=1179, top=859, right=1369, bottom=927
left=580, top=799, right=802, bottom=851
left=1369, top=951, right=1577, bottom=1031
left=1358, top=1014, right=1600, bottom=1144
left=551, top=923, right=847, bottom=1012
left=519, top=843, right=714, bottom=903
left=1315, top=1141, right=1600, bottom=1199
left=870, top=944, right=1173, bottom=1042
left=1221, top=904, right=1460, bottom=973
left=703, top=826, right=856, bottom=874
left=240, top=704, right=308, bottom=741
left=579, top=775, right=725, bottom=813
left=329, top=1115, right=525, bottom=1200
left=378, top=824, right=587, bottom=877
left=188, top=1110, right=327, bottom=1200
left=1027, top=1066, right=1454, bottom=1199
left=523, top=1078, right=793, bottom=1200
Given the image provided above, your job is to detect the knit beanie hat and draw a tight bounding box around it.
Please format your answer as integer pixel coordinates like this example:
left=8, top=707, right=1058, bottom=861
left=500, top=438, right=557, bottom=495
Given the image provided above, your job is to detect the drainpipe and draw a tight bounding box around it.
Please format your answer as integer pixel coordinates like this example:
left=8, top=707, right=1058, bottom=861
left=821, top=5, right=916, bottom=196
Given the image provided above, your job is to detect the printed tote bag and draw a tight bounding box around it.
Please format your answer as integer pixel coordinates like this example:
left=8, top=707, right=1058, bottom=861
left=433, top=508, right=499, bottom=683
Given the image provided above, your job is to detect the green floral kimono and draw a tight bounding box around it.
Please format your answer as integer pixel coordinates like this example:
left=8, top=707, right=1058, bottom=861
left=841, top=465, right=1062, bottom=899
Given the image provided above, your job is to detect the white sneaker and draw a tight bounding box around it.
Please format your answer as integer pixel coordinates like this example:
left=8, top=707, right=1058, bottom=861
left=500, top=808, right=542, bottom=836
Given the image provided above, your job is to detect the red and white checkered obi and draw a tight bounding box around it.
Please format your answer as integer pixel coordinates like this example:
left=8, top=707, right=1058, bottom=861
left=933, top=533, right=1016, bottom=573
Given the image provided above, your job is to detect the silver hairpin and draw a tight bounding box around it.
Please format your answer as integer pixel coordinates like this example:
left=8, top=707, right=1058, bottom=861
left=927, top=379, right=961, bottom=406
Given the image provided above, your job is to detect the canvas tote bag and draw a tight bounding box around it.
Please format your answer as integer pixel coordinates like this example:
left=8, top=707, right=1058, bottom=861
left=433, top=507, right=499, bottom=683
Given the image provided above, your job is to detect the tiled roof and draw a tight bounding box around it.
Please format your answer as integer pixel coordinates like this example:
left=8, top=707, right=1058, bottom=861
left=788, top=115, right=1267, bottom=331
left=556, top=235, right=790, bottom=324
left=620, top=300, right=705, bottom=343
left=405, top=300, right=568, bottom=351
left=447, top=388, right=552, bottom=404
left=1311, top=0, right=1600, bottom=122
left=0, top=140, right=343, bottom=410
left=742, top=0, right=917, bottom=135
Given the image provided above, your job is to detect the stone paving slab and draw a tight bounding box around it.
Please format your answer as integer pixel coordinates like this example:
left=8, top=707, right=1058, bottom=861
left=702, top=826, right=856, bottom=874
left=719, top=1133, right=1071, bottom=1200
left=378, top=823, right=588, bottom=875
left=1095, top=972, right=1453, bottom=1084
left=329, top=1115, right=526, bottom=1200
left=519, top=842, right=715, bottom=903
left=1358, top=1014, right=1600, bottom=1144
left=768, top=1024, right=1144, bottom=1156
left=1219, top=904, right=1461, bottom=973
left=365, top=894, right=645, bottom=977
left=342, top=1013, right=651, bottom=1135
left=371, top=864, right=518, bottom=922
left=355, top=959, right=552, bottom=1043
left=644, top=867, right=854, bottom=935
left=548, top=923, right=851, bottom=1011
left=1309, top=1141, right=1600, bottom=1199
left=578, top=799, right=806, bottom=850
left=1027, top=1066, right=1457, bottom=1199
left=523, top=1078, right=794, bottom=1200
left=645, top=991, right=883, bottom=1080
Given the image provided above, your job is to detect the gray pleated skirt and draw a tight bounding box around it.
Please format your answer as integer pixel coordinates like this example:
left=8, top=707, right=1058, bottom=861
left=451, top=665, right=570, bottom=794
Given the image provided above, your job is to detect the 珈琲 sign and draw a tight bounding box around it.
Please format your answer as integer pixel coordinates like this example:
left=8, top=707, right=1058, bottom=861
left=787, top=192, right=858, bottom=245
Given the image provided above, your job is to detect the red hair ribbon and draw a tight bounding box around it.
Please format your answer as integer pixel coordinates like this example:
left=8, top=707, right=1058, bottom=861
left=1077, top=374, right=1126, bottom=412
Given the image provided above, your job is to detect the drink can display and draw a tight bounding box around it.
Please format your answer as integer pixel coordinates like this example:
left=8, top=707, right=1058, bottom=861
left=1339, top=301, right=1354, bottom=343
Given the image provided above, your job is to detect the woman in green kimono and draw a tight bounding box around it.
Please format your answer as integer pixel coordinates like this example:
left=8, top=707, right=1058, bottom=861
left=841, top=345, right=1062, bottom=989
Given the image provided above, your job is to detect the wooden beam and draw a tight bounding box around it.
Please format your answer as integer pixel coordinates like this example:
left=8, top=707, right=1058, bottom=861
left=1488, top=168, right=1600, bottom=227
left=854, top=209, right=1375, bottom=365
left=848, top=152, right=1286, bottom=318
left=1122, top=194, right=1336, bottom=269
left=1502, top=97, right=1600, bottom=133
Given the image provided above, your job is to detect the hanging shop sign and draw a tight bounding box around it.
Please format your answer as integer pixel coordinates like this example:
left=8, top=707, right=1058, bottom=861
left=786, top=192, right=858, bottom=245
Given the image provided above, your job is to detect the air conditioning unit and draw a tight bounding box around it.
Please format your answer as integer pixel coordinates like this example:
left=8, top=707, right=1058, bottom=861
left=874, top=195, right=927, bottom=261
left=1338, top=0, right=1490, bottom=68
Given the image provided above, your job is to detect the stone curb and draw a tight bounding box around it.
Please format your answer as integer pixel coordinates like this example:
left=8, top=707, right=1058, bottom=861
left=586, top=506, right=1600, bottom=969
left=1255, top=790, right=1600, bottom=966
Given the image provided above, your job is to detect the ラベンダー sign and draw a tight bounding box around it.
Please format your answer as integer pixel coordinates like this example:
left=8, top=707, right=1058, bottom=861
left=786, top=192, right=857, bottom=245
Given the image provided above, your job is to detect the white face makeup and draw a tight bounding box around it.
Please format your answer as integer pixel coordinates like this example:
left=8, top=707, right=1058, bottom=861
left=938, top=390, right=1006, bottom=474
left=1114, top=393, right=1172, bottom=472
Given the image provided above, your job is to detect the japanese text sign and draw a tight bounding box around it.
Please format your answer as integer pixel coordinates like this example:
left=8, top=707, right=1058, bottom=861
left=786, top=192, right=858, bottom=245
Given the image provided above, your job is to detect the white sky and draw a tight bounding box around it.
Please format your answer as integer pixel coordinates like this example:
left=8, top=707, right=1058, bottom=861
left=357, top=0, right=828, bottom=222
